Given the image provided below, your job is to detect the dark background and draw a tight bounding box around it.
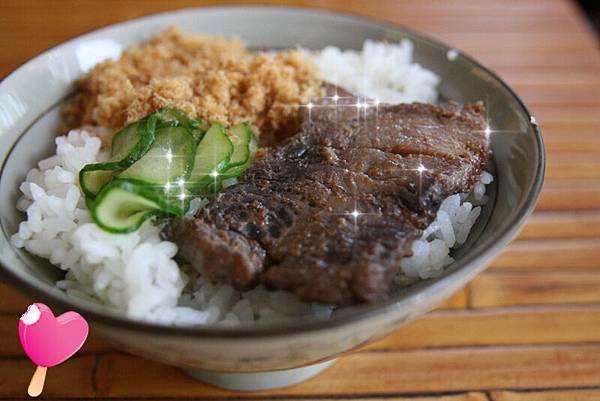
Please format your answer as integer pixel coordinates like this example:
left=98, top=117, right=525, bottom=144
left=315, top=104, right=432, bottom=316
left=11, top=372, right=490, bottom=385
left=579, top=0, right=600, bottom=34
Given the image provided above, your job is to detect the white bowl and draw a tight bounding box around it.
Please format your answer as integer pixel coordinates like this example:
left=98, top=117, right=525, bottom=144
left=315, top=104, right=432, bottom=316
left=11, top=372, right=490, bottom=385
left=0, top=6, right=544, bottom=391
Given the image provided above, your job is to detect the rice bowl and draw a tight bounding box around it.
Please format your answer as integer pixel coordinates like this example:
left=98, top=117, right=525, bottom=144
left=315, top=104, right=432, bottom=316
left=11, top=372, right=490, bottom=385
left=11, top=33, right=493, bottom=326
left=0, top=6, right=543, bottom=389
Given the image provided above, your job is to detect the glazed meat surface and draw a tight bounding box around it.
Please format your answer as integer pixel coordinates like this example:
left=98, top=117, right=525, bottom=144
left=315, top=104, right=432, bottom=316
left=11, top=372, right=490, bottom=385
left=165, top=94, right=489, bottom=305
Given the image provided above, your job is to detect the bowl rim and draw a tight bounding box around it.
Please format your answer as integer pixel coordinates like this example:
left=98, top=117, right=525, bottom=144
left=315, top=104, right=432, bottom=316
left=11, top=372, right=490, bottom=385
left=0, top=4, right=545, bottom=338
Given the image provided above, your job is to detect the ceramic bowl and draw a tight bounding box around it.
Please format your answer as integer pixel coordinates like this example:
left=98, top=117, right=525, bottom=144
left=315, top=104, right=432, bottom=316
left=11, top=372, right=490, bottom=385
left=0, top=6, right=544, bottom=391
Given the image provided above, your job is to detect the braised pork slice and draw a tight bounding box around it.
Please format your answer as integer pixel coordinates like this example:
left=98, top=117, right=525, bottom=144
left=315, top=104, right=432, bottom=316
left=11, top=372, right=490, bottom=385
left=165, top=95, right=489, bottom=305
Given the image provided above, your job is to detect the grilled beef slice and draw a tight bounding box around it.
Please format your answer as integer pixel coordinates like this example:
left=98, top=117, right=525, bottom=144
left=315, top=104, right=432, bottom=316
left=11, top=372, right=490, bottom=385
left=165, top=96, right=489, bottom=305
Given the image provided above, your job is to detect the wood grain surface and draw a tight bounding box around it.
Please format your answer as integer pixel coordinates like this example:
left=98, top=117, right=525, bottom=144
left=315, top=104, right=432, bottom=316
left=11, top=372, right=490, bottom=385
left=1, top=0, right=599, bottom=399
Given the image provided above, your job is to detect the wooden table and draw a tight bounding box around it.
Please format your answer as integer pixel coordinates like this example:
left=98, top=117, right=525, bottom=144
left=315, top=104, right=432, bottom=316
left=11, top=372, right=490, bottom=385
left=1, top=0, right=600, bottom=399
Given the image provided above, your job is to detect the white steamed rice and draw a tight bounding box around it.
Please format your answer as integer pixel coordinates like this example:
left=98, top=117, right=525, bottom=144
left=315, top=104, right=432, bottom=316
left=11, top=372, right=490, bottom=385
left=313, top=39, right=440, bottom=103
left=11, top=40, right=491, bottom=326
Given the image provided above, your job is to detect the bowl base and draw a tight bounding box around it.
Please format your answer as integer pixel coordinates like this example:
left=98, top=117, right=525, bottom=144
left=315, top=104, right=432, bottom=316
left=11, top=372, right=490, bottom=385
left=183, top=359, right=336, bottom=391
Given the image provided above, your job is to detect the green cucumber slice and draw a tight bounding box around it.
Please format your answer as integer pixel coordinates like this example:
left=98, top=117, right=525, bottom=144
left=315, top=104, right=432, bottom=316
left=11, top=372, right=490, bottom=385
left=187, top=124, right=233, bottom=191
left=79, top=165, right=119, bottom=198
left=226, top=122, right=252, bottom=169
left=80, top=115, right=157, bottom=198
left=84, top=194, right=95, bottom=210
left=111, top=115, right=157, bottom=163
left=220, top=129, right=258, bottom=179
left=118, top=126, right=195, bottom=185
left=154, top=108, right=209, bottom=142
left=91, top=180, right=183, bottom=234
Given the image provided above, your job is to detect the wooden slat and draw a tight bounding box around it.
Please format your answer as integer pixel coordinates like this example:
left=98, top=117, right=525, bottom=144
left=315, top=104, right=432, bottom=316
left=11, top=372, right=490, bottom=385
left=540, top=126, right=600, bottom=154
left=491, top=239, right=600, bottom=270
left=546, top=153, right=600, bottom=180
left=491, top=389, right=600, bottom=401
left=439, top=288, right=468, bottom=309
left=530, top=105, right=600, bottom=125
left=404, top=16, right=588, bottom=34
left=0, top=0, right=574, bottom=35
left=359, top=0, right=572, bottom=18
left=0, top=280, right=32, bottom=313
left=283, top=396, right=490, bottom=401
left=435, top=33, right=598, bottom=52
left=518, top=211, right=600, bottom=240
left=0, top=355, right=97, bottom=398
left=513, top=84, right=600, bottom=106
left=369, top=306, right=600, bottom=350
left=495, top=67, right=600, bottom=86
left=471, top=271, right=600, bottom=307
left=439, top=31, right=597, bottom=53
left=475, top=49, right=600, bottom=68
left=0, top=396, right=491, bottom=401
left=537, top=181, right=600, bottom=211
left=93, top=345, right=600, bottom=397
left=5, top=345, right=600, bottom=401
left=327, top=396, right=490, bottom=401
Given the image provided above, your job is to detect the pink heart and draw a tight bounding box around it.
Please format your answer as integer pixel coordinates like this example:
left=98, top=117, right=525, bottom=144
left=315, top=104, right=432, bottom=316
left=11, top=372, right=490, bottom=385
left=18, top=303, right=89, bottom=367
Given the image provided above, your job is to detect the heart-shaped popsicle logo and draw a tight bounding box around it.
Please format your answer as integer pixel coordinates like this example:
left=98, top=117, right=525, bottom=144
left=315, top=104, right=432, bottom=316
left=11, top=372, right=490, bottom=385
left=19, top=303, right=89, bottom=367
left=18, top=303, right=89, bottom=397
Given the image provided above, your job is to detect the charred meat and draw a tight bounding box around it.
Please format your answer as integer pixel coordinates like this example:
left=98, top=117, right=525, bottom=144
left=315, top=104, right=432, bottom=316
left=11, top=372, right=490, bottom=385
left=165, top=95, right=489, bottom=305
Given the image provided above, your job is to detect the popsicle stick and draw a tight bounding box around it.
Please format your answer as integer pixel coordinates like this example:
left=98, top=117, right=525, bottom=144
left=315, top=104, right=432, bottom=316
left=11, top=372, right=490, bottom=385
left=27, top=365, right=46, bottom=397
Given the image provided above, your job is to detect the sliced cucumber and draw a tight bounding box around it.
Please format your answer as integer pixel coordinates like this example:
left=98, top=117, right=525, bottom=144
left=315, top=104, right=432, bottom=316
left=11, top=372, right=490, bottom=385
left=221, top=129, right=258, bottom=179
left=80, top=116, right=157, bottom=198
left=81, top=109, right=260, bottom=234
left=118, top=126, right=195, bottom=185
left=226, top=122, right=252, bottom=169
left=197, top=123, right=257, bottom=194
left=111, top=115, right=157, bottom=163
left=91, top=180, right=184, bottom=234
left=84, top=194, right=95, bottom=211
left=154, top=108, right=209, bottom=142
left=79, top=164, right=119, bottom=198
left=186, top=124, right=233, bottom=191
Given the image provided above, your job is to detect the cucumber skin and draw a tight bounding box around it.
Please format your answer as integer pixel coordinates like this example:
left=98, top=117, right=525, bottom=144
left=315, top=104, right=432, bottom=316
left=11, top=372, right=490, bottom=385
left=117, top=126, right=196, bottom=185
left=81, top=110, right=260, bottom=233
left=81, top=115, right=158, bottom=198
left=225, top=122, right=252, bottom=170
left=154, top=107, right=208, bottom=142
left=79, top=162, right=121, bottom=199
left=111, top=115, right=158, bottom=165
left=91, top=179, right=185, bottom=234
left=220, top=129, right=258, bottom=180
left=109, top=178, right=186, bottom=217
left=186, top=124, right=233, bottom=192
left=84, top=194, right=95, bottom=210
